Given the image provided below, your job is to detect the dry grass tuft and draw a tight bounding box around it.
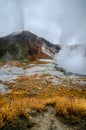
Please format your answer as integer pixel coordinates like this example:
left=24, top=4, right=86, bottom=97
left=0, top=75, right=86, bottom=128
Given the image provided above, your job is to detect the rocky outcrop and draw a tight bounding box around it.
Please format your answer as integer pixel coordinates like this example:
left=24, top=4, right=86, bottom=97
left=0, top=31, right=60, bottom=61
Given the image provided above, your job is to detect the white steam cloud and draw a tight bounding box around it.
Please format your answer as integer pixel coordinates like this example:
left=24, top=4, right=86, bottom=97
left=0, top=0, right=86, bottom=74
left=54, top=44, right=86, bottom=75
left=0, top=0, right=86, bottom=44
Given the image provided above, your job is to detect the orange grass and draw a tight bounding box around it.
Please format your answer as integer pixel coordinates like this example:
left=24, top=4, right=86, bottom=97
left=0, top=75, right=86, bottom=128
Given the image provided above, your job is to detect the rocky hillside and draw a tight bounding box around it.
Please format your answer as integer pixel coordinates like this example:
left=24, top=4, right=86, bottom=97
left=0, top=31, right=60, bottom=61
left=0, top=32, right=86, bottom=130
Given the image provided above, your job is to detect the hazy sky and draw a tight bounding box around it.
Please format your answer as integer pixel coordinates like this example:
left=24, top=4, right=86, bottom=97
left=0, top=0, right=86, bottom=44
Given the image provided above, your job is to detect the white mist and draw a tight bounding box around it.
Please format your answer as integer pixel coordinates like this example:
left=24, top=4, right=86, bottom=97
left=54, top=44, right=86, bottom=75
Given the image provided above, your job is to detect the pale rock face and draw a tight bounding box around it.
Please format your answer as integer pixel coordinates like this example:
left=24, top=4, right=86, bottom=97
left=0, top=59, right=64, bottom=84
left=0, top=65, right=24, bottom=82
left=42, top=43, right=54, bottom=57
left=0, top=84, right=11, bottom=93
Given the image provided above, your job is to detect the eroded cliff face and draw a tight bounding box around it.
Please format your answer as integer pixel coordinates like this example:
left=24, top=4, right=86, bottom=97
left=0, top=31, right=60, bottom=61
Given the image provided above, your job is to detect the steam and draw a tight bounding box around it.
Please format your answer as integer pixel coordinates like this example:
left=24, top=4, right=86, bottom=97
left=0, top=0, right=86, bottom=44
left=54, top=44, right=86, bottom=75
left=0, top=0, right=24, bottom=36
left=0, top=0, right=86, bottom=74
